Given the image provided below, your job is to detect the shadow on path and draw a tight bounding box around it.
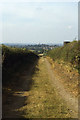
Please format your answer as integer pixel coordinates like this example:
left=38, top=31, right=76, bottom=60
left=2, top=59, right=39, bottom=119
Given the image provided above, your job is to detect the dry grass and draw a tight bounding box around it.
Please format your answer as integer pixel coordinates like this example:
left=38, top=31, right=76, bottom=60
left=17, top=58, right=74, bottom=118
left=47, top=57, right=78, bottom=97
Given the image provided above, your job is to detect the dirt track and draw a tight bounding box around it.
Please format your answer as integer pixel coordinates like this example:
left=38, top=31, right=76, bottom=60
left=45, top=58, right=78, bottom=115
left=2, top=57, right=78, bottom=118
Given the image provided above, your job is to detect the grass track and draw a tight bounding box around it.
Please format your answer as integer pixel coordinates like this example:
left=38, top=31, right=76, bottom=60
left=18, top=57, right=76, bottom=118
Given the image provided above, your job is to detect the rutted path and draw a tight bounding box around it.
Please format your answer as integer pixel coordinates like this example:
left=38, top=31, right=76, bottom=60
left=3, top=57, right=78, bottom=118
left=45, top=58, right=78, bottom=116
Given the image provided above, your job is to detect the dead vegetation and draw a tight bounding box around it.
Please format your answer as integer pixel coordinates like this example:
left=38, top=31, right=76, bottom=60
left=47, top=57, right=79, bottom=97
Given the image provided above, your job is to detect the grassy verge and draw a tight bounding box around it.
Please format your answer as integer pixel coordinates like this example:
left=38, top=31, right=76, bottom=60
left=47, top=40, right=80, bottom=73
left=47, top=57, right=78, bottom=97
left=18, top=58, right=74, bottom=118
left=47, top=41, right=79, bottom=97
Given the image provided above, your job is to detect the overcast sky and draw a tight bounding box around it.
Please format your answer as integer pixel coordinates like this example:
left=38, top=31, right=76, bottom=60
left=0, top=0, right=78, bottom=44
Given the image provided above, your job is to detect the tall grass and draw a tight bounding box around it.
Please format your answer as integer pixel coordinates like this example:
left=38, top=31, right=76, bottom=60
left=47, top=40, right=80, bottom=73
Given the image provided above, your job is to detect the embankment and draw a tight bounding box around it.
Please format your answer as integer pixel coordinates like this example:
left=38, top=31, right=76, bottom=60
left=47, top=41, right=80, bottom=97
left=2, top=45, right=39, bottom=85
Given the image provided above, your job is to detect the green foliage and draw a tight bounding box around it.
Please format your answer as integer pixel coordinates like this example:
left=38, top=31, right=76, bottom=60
left=2, top=45, right=39, bottom=85
left=47, top=40, right=80, bottom=73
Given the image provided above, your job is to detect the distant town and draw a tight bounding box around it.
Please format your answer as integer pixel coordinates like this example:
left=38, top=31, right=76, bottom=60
left=2, top=43, right=62, bottom=54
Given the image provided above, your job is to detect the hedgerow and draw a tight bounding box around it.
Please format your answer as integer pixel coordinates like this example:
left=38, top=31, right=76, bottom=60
left=47, top=40, right=80, bottom=73
left=2, top=45, right=39, bottom=84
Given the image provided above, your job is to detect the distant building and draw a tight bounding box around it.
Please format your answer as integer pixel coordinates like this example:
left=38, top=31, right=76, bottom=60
left=64, top=41, right=70, bottom=45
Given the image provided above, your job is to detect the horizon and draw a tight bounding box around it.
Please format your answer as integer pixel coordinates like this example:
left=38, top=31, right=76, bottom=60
left=1, top=42, right=63, bottom=45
